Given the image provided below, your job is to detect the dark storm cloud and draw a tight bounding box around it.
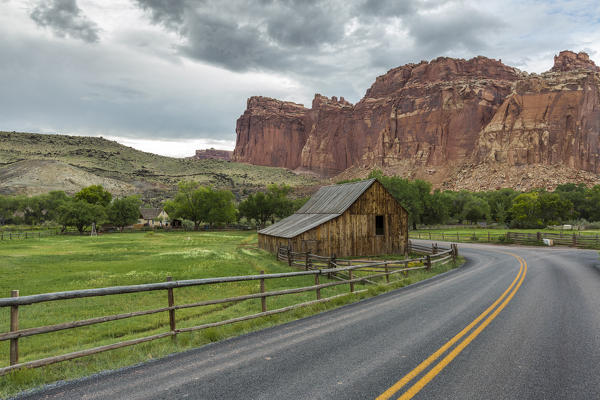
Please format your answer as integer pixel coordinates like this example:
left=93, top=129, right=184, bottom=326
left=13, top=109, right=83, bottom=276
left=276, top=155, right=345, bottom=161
left=358, top=0, right=416, bottom=17
left=133, top=0, right=509, bottom=78
left=135, top=0, right=349, bottom=72
left=30, top=0, right=100, bottom=43
left=135, top=0, right=187, bottom=28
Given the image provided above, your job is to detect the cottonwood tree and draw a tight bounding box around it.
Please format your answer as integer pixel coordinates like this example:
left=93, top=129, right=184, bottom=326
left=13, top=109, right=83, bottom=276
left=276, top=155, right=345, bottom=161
left=165, top=181, right=237, bottom=229
left=57, top=199, right=106, bottom=233
left=108, top=196, right=142, bottom=231
left=238, top=184, right=297, bottom=228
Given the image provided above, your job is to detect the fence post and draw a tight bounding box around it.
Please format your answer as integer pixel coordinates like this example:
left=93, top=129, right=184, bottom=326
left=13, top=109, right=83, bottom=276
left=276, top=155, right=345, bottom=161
left=287, top=247, right=292, bottom=267
left=10, top=290, right=19, bottom=365
left=315, top=274, right=321, bottom=300
left=166, top=277, right=176, bottom=341
left=442, top=233, right=445, bottom=241
left=328, top=254, right=336, bottom=279
left=537, top=232, right=541, bottom=242
left=260, top=271, right=267, bottom=312
left=305, top=252, right=310, bottom=271
left=426, top=255, right=431, bottom=271
left=432, top=243, right=438, bottom=254
left=429, top=232, right=431, bottom=240
left=572, top=233, right=577, bottom=247
left=385, top=262, right=390, bottom=283
left=349, top=270, right=354, bottom=293
left=488, top=232, right=490, bottom=242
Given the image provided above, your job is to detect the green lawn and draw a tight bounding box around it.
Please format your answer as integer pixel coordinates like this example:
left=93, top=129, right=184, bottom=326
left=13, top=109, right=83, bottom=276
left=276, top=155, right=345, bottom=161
left=0, top=231, right=458, bottom=397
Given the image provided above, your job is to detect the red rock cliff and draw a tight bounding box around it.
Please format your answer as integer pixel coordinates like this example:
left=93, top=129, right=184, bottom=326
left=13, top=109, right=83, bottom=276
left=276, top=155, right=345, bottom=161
left=233, top=51, right=600, bottom=190
left=232, top=96, right=309, bottom=169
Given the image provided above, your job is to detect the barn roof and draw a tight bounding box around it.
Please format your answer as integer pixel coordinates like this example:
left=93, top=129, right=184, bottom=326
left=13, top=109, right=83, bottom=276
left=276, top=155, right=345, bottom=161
left=140, top=208, right=164, bottom=220
left=258, top=178, right=376, bottom=238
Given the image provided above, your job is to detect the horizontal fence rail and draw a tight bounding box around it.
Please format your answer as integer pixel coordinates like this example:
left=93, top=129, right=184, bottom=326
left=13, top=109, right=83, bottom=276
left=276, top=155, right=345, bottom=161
left=0, top=230, right=61, bottom=241
left=409, top=230, right=600, bottom=248
left=0, top=243, right=458, bottom=375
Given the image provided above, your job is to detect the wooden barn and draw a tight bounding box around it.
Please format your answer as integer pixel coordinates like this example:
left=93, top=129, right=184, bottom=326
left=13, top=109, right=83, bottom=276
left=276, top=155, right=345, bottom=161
left=258, top=179, right=409, bottom=257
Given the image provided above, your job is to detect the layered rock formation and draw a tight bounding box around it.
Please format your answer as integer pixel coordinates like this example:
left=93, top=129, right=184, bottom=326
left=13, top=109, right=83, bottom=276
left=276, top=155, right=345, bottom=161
left=193, top=148, right=232, bottom=161
left=233, top=51, right=600, bottom=190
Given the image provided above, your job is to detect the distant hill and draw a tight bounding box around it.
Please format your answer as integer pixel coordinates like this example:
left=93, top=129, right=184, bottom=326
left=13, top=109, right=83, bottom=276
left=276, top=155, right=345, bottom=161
left=0, top=131, right=318, bottom=204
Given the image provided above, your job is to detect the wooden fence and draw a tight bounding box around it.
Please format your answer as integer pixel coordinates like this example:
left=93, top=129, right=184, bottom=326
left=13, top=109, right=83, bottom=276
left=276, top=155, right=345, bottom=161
left=410, top=231, right=600, bottom=248
left=0, top=230, right=60, bottom=241
left=0, top=244, right=457, bottom=375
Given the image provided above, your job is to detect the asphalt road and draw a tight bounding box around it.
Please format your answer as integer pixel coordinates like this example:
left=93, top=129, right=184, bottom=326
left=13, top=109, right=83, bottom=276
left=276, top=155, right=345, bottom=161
left=15, top=243, right=600, bottom=400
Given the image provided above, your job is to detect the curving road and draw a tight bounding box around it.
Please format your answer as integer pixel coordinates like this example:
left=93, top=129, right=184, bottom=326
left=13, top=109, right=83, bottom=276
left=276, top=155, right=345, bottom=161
left=16, top=243, right=600, bottom=399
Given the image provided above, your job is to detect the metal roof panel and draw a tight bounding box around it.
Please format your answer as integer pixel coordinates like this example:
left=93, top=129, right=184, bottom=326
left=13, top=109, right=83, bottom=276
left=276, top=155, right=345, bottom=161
left=258, top=179, right=376, bottom=238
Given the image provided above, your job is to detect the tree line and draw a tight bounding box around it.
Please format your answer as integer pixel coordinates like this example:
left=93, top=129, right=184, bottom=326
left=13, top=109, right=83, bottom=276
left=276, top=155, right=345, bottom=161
left=366, top=170, right=600, bottom=229
left=2, top=173, right=598, bottom=232
left=0, top=182, right=306, bottom=232
left=0, top=185, right=141, bottom=233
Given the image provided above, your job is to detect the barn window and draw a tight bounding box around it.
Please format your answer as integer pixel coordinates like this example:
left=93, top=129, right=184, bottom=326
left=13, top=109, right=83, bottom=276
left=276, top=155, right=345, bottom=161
left=375, top=215, right=385, bottom=236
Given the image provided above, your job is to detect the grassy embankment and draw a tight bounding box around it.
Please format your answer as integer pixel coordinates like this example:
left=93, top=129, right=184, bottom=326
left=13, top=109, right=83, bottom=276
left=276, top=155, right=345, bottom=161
left=0, top=231, right=460, bottom=397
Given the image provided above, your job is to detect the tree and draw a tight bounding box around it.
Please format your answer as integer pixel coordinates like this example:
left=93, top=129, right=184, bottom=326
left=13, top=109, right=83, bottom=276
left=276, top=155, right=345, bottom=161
left=75, top=185, right=112, bottom=207
left=57, top=200, right=106, bottom=233
left=238, top=191, right=273, bottom=228
left=510, top=193, right=543, bottom=228
left=483, top=188, right=519, bottom=224
left=238, top=184, right=297, bottom=227
left=74, top=185, right=111, bottom=233
left=0, top=195, right=20, bottom=225
left=165, top=181, right=237, bottom=229
left=164, top=181, right=208, bottom=230
left=537, top=192, right=573, bottom=225
left=43, top=191, right=70, bottom=222
left=108, top=196, right=142, bottom=231
left=205, top=189, right=237, bottom=227
left=461, top=196, right=490, bottom=224
left=422, top=190, right=452, bottom=225
left=267, top=184, right=295, bottom=221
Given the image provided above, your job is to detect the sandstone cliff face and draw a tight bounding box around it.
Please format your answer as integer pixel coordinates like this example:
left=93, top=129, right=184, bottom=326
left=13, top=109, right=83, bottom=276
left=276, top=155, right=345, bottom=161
left=233, top=96, right=309, bottom=169
left=233, top=51, right=600, bottom=191
left=476, top=54, right=600, bottom=177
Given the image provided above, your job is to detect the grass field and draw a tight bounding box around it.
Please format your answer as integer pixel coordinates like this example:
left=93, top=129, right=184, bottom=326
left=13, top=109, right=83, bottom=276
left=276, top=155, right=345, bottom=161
left=0, top=231, right=459, bottom=397
left=410, top=227, right=600, bottom=247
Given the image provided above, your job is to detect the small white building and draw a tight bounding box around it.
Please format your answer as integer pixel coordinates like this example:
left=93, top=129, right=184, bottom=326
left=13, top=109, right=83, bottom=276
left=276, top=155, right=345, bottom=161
left=139, top=208, right=169, bottom=227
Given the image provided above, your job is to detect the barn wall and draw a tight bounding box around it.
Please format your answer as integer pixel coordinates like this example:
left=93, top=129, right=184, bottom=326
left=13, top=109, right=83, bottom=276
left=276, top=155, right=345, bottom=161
left=259, top=181, right=408, bottom=257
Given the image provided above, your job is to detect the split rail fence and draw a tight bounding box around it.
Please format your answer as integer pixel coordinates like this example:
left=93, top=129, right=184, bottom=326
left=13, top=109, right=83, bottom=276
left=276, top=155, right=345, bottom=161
left=0, top=243, right=457, bottom=375
left=410, top=231, right=600, bottom=248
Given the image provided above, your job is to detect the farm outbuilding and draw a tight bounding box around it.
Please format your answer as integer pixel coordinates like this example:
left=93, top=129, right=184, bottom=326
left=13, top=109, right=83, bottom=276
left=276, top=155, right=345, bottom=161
left=258, top=179, right=409, bottom=257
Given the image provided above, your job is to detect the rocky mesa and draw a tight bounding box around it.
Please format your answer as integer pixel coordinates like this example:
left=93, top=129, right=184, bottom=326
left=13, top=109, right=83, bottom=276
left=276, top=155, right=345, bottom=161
left=233, top=50, right=600, bottom=191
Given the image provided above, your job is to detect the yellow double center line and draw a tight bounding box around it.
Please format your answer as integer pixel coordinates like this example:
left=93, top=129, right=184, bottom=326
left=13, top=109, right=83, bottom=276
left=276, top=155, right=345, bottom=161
left=376, top=252, right=527, bottom=400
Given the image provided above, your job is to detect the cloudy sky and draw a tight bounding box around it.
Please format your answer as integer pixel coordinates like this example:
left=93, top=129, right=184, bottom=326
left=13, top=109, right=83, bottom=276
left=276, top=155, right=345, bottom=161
left=1, top=0, right=599, bottom=157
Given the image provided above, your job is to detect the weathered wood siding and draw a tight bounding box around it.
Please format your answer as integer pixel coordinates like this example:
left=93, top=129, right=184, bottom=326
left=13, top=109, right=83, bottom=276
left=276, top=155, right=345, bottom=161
left=258, top=181, right=408, bottom=257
